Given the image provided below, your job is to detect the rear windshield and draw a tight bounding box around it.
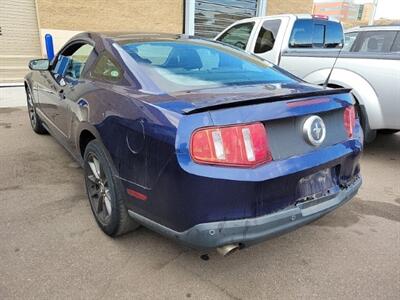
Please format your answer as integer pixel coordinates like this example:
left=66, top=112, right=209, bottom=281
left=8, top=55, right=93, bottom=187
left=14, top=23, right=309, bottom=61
left=119, top=41, right=295, bottom=92
left=289, top=19, right=343, bottom=49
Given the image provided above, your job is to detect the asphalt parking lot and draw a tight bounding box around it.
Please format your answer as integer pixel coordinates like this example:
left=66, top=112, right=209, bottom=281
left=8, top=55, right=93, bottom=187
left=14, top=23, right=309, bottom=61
left=0, top=107, right=399, bottom=299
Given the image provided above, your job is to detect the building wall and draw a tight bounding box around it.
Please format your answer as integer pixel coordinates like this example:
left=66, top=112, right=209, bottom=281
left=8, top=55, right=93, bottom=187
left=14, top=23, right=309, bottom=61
left=313, top=1, right=346, bottom=20
left=36, top=0, right=184, bottom=54
left=35, top=0, right=315, bottom=56
left=267, top=0, right=314, bottom=15
left=312, top=1, right=360, bottom=21
left=36, top=0, right=183, bottom=32
left=361, top=3, right=374, bottom=23
left=0, top=0, right=42, bottom=83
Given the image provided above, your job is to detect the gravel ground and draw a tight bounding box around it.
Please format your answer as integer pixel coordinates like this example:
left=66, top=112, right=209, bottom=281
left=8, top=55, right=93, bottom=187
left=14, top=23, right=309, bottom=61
left=0, top=107, right=399, bottom=300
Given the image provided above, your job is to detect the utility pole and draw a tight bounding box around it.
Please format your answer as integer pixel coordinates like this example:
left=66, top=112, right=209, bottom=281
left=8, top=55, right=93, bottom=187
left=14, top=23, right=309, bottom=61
left=256, top=0, right=268, bottom=17
left=184, top=0, right=195, bottom=35
left=369, top=0, right=378, bottom=25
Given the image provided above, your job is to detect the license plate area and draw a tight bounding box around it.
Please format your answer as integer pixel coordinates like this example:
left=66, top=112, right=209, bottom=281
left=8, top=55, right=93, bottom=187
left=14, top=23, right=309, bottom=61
left=295, top=167, right=339, bottom=204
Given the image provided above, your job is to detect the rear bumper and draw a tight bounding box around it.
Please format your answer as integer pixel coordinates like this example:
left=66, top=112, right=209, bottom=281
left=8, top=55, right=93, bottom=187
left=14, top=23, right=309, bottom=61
left=128, top=175, right=362, bottom=249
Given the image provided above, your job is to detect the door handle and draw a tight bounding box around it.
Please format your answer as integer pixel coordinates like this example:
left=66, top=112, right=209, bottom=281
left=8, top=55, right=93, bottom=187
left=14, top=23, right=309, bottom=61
left=58, top=89, right=65, bottom=100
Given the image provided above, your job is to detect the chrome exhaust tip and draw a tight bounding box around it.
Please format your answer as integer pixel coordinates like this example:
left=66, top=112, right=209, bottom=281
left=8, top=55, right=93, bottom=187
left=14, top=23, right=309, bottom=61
left=216, top=244, right=240, bottom=256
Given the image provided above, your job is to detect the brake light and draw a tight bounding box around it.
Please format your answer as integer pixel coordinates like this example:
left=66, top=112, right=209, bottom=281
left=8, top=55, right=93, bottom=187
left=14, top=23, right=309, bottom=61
left=312, top=14, right=329, bottom=20
left=344, top=106, right=356, bottom=138
left=190, top=123, right=272, bottom=167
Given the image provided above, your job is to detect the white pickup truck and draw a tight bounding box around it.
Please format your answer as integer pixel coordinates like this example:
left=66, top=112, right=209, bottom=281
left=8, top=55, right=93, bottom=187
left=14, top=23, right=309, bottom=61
left=216, top=15, right=400, bottom=142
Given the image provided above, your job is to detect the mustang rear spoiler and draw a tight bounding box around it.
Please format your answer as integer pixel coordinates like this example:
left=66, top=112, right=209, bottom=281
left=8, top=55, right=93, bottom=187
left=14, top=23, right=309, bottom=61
left=182, top=88, right=352, bottom=115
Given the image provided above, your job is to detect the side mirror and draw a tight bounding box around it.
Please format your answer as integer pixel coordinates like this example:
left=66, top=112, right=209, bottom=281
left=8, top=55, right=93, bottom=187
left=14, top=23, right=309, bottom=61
left=29, top=59, right=50, bottom=71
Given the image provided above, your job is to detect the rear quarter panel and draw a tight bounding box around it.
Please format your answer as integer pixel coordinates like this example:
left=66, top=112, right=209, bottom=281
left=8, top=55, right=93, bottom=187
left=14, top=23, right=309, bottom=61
left=84, top=84, right=180, bottom=190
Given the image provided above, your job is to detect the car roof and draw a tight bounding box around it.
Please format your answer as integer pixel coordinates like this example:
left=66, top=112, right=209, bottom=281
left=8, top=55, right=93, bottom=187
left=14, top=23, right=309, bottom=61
left=346, top=25, right=400, bottom=33
left=228, top=14, right=340, bottom=24
left=73, top=32, right=211, bottom=45
left=99, top=32, right=183, bottom=42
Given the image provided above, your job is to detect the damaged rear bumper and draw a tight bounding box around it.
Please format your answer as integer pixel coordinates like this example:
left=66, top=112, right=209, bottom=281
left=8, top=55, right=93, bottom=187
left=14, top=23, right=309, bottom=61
left=128, top=176, right=361, bottom=249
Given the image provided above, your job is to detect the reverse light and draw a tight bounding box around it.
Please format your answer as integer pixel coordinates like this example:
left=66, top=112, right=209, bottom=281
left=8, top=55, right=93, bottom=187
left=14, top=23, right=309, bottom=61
left=190, top=123, right=272, bottom=167
left=344, top=106, right=356, bottom=138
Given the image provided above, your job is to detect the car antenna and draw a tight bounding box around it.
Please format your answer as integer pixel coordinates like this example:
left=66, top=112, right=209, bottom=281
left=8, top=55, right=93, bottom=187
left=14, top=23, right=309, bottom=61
left=323, top=42, right=344, bottom=88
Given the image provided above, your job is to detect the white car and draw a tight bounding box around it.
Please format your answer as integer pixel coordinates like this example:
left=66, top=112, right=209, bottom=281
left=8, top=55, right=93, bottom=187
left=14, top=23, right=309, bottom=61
left=216, top=16, right=400, bottom=142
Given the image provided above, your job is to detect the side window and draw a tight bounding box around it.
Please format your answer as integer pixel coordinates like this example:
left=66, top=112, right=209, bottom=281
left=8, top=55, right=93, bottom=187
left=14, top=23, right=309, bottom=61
left=343, top=32, right=358, bottom=51
left=217, top=22, right=254, bottom=50
left=254, top=19, right=281, bottom=53
left=53, top=43, right=94, bottom=81
left=391, top=32, right=400, bottom=52
left=289, top=19, right=343, bottom=48
left=352, top=31, right=397, bottom=53
left=92, top=53, right=122, bottom=82
left=65, top=44, right=94, bottom=80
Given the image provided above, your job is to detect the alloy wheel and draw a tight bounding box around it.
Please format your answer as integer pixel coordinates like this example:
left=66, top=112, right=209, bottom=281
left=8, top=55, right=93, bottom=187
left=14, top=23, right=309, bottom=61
left=85, top=153, right=113, bottom=225
left=27, top=91, right=37, bottom=128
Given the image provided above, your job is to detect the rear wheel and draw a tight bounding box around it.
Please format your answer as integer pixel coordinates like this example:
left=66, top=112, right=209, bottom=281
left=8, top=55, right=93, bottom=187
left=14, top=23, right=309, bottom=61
left=84, top=140, right=139, bottom=236
left=26, top=88, right=47, bottom=134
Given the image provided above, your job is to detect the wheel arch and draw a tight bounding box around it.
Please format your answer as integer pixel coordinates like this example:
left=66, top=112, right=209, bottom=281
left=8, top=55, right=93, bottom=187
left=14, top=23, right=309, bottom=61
left=76, top=124, right=103, bottom=159
left=24, top=79, right=33, bottom=96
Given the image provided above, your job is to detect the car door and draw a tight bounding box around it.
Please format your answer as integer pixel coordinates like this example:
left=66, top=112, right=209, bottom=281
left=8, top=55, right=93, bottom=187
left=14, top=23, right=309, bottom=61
left=38, top=42, right=94, bottom=139
left=249, top=18, right=285, bottom=64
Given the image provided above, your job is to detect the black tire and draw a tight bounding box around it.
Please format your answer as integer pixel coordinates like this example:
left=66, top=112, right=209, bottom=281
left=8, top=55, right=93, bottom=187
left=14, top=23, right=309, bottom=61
left=83, top=140, right=139, bottom=236
left=379, top=129, right=399, bottom=135
left=355, top=103, right=376, bottom=144
left=26, top=87, right=47, bottom=134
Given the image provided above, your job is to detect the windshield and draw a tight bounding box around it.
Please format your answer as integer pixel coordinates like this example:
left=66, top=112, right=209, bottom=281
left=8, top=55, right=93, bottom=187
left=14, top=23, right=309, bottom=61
left=119, top=40, right=295, bottom=92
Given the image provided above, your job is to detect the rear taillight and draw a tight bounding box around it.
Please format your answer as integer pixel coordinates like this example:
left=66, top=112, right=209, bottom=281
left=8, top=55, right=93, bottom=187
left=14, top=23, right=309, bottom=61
left=190, top=122, right=272, bottom=167
left=344, top=106, right=356, bottom=138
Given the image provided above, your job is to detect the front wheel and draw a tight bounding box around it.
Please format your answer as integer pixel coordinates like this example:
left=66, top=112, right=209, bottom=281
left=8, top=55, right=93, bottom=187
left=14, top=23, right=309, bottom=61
left=84, top=140, right=139, bottom=236
left=26, top=87, right=47, bottom=134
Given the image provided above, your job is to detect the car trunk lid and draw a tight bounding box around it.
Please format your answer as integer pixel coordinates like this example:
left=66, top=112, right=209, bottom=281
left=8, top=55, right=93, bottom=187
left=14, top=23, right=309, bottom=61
left=141, top=82, right=351, bottom=115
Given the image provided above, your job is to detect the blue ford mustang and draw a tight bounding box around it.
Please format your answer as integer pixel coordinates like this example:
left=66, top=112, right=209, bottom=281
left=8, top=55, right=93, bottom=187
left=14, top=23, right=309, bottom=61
left=25, top=33, right=362, bottom=253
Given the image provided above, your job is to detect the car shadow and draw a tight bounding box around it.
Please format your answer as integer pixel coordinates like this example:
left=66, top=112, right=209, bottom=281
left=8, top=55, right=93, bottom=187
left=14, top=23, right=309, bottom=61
left=363, top=131, right=400, bottom=159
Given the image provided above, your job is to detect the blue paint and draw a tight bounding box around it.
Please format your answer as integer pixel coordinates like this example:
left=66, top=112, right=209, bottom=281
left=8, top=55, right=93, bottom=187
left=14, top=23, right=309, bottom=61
left=27, top=32, right=363, bottom=244
left=45, top=34, right=54, bottom=60
left=95, top=91, right=362, bottom=232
